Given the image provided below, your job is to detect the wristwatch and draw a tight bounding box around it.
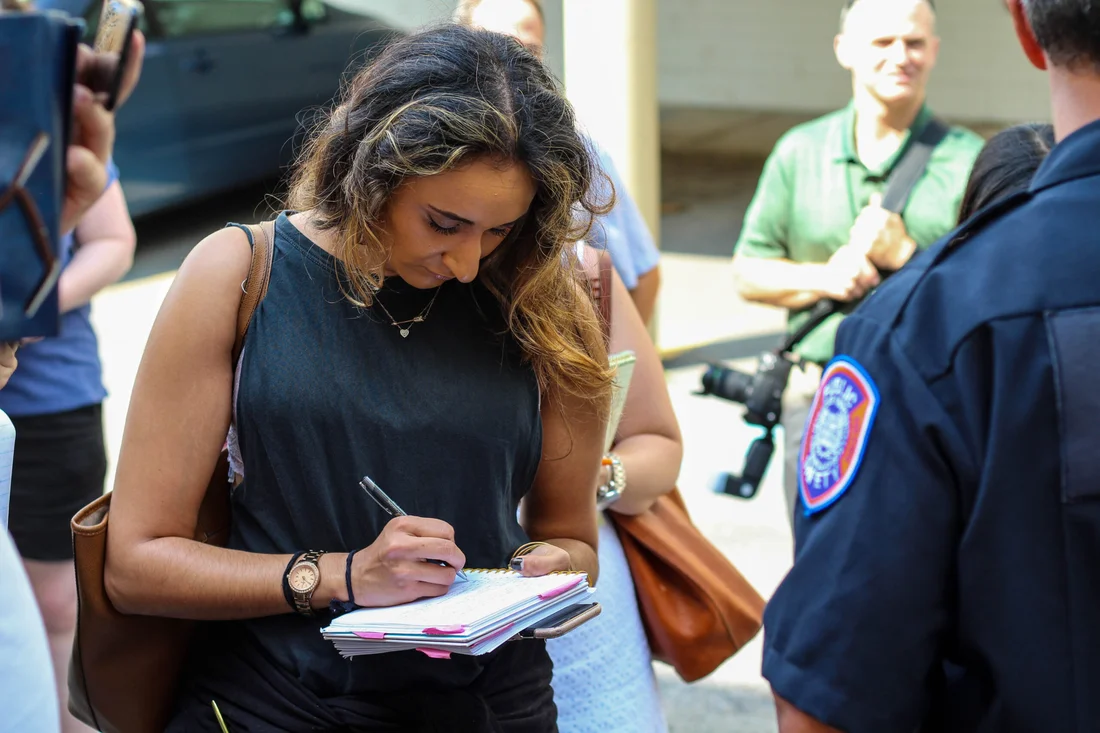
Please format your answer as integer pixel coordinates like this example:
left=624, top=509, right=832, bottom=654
left=286, top=550, right=325, bottom=617
left=597, top=453, right=626, bottom=510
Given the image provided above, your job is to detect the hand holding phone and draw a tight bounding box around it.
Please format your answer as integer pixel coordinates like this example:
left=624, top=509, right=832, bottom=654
left=83, top=0, right=143, bottom=111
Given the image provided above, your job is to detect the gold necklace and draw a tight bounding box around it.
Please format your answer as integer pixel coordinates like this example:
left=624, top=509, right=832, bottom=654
left=371, top=284, right=442, bottom=338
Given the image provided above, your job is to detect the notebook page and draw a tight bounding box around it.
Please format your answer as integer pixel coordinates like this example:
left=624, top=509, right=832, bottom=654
left=606, top=351, right=636, bottom=452
left=329, top=570, right=587, bottom=632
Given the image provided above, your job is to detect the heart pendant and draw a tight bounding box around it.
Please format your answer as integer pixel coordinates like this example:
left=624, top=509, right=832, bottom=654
left=399, top=328, right=410, bottom=338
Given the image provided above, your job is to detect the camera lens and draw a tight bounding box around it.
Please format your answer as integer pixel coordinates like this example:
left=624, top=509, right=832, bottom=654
left=700, top=364, right=754, bottom=405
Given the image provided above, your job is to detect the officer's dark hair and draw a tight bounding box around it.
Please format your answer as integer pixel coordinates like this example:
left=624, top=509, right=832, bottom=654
left=839, top=0, right=935, bottom=32
left=1022, top=0, right=1100, bottom=72
left=957, top=123, right=1055, bottom=224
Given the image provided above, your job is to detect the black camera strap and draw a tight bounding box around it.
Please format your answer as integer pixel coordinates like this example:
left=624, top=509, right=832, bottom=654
left=787, top=117, right=952, bottom=349
left=881, top=116, right=950, bottom=214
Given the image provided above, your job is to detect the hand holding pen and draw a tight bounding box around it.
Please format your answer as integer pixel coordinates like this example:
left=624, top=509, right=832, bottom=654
left=351, top=476, right=467, bottom=608
left=358, top=477, right=466, bottom=581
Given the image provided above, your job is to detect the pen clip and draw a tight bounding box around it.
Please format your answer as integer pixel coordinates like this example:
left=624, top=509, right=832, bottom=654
left=359, top=475, right=407, bottom=518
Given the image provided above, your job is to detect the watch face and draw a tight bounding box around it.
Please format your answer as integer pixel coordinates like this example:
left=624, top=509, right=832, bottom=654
left=289, top=564, right=318, bottom=593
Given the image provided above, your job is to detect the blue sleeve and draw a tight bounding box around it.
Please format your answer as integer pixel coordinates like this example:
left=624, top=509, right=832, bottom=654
left=105, top=159, right=120, bottom=189
left=588, top=148, right=659, bottom=289
left=761, top=315, right=964, bottom=733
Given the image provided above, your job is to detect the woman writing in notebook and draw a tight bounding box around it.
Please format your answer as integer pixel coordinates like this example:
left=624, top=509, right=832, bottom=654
left=103, top=25, right=610, bottom=731
left=457, top=3, right=683, bottom=731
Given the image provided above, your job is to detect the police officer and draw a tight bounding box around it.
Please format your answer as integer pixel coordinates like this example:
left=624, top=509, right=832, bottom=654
left=732, top=0, right=983, bottom=524
left=763, top=1, right=1100, bottom=731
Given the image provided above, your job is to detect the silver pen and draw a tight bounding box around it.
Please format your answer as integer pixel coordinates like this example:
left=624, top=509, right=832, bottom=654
left=359, top=475, right=467, bottom=581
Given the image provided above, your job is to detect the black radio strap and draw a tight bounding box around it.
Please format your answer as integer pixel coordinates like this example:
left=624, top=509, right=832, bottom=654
left=881, top=116, right=950, bottom=214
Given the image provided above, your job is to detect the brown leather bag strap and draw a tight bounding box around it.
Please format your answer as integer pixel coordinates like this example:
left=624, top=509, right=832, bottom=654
left=590, top=248, right=613, bottom=346
left=232, top=220, right=275, bottom=364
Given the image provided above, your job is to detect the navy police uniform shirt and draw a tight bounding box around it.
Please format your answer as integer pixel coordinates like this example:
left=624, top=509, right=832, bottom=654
left=762, top=118, right=1100, bottom=733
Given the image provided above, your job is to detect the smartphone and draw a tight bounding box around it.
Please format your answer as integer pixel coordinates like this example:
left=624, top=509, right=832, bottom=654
left=517, top=602, right=601, bottom=640
left=86, top=0, right=143, bottom=111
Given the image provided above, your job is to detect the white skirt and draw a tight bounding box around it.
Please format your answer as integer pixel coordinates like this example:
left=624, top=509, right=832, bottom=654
left=548, top=516, right=669, bottom=733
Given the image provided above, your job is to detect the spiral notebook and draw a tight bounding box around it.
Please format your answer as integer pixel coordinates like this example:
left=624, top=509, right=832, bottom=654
left=322, top=569, right=592, bottom=659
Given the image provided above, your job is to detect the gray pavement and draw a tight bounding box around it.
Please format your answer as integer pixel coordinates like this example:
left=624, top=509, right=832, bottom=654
left=90, top=154, right=791, bottom=732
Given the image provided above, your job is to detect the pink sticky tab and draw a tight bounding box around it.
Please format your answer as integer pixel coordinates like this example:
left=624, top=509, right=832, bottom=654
left=423, top=625, right=466, bottom=636
left=538, top=577, right=584, bottom=600
left=417, top=647, right=452, bottom=659
left=354, top=631, right=386, bottom=640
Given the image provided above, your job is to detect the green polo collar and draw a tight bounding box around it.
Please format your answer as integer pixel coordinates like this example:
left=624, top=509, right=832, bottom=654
left=833, top=101, right=934, bottom=177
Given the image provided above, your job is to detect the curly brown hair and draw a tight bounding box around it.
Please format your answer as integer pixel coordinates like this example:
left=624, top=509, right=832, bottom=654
left=287, top=23, right=613, bottom=411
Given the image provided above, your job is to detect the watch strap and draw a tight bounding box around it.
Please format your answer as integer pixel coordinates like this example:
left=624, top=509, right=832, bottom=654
left=282, top=551, right=306, bottom=613
left=597, top=453, right=626, bottom=509
left=290, top=550, right=325, bottom=617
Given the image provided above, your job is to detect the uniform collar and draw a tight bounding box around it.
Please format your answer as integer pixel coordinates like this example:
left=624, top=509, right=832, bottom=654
left=834, top=100, right=934, bottom=177
left=1030, top=117, right=1100, bottom=193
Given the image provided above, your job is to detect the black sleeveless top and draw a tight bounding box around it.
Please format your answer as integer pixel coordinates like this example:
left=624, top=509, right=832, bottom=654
left=172, top=213, right=548, bottom=728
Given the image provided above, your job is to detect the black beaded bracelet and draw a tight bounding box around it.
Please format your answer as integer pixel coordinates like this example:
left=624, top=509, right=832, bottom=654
left=328, top=549, right=361, bottom=618
left=345, top=550, right=357, bottom=607
left=282, top=551, right=307, bottom=613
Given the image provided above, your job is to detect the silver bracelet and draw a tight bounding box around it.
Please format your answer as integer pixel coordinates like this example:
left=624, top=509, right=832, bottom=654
left=597, top=453, right=626, bottom=510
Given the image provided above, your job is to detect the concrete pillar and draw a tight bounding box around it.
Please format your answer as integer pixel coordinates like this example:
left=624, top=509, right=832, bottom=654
left=561, top=0, right=661, bottom=337
left=540, top=0, right=566, bottom=82
left=561, top=0, right=661, bottom=246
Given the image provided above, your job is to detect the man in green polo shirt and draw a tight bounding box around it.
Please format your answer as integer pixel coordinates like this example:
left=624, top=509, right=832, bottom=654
left=732, top=0, right=983, bottom=525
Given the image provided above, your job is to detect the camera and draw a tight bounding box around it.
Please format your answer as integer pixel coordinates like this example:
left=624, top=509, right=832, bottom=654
left=697, top=299, right=838, bottom=500
left=700, top=350, right=791, bottom=430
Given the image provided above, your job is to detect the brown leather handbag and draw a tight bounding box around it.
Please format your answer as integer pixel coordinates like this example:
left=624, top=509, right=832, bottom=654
left=68, top=221, right=274, bottom=733
left=589, top=250, right=767, bottom=683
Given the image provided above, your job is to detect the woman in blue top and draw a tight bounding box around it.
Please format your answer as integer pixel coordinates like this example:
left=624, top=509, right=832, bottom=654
left=1, top=160, right=136, bottom=732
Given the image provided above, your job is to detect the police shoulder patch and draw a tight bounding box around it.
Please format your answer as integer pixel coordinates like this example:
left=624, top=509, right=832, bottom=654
left=798, top=356, right=880, bottom=515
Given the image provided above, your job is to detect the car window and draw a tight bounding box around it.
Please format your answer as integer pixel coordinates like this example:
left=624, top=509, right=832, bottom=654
left=150, top=0, right=292, bottom=37
left=300, top=0, right=326, bottom=22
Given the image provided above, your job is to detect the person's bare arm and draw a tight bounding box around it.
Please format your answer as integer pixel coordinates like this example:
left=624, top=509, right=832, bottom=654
left=62, top=181, right=136, bottom=313
left=775, top=695, right=845, bottom=733
left=603, top=269, right=681, bottom=516
left=733, top=254, right=833, bottom=310
left=105, top=228, right=463, bottom=619
left=733, top=248, right=880, bottom=310
left=628, top=265, right=660, bottom=325
left=519, top=302, right=608, bottom=580
left=518, top=383, right=605, bottom=581
left=104, top=227, right=288, bottom=619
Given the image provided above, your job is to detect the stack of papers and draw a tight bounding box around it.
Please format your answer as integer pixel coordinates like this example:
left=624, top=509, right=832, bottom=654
left=322, top=569, right=592, bottom=658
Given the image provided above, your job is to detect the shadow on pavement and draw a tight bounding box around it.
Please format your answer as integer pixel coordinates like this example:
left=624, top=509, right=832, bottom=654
left=658, top=671, right=777, bottom=733
left=663, top=332, right=785, bottom=370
